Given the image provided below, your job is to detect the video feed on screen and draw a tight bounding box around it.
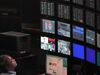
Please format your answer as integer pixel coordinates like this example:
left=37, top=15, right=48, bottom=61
left=46, top=54, right=67, bottom=75
left=86, top=29, right=95, bottom=45
left=41, top=36, right=55, bottom=52
left=58, top=21, right=70, bottom=37
left=58, top=39, right=71, bottom=55
left=73, top=25, right=84, bottom=41
left=42, top=19, right=55, bottom=34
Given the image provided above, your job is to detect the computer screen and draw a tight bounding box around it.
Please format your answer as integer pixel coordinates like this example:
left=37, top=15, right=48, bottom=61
left=58, top=4, right=70, bottom=19
left=58, top=21, right=70, bottom=37
left=42, top=19, right=55, bottom=34
left=73, top=25, right=84, bottom=41
left=97, top=33, right=100, bottom=48
left=41, top=36, right=55, bottom=52
left=86, top=29, right=95, bottom=45
left=73, top=7, right=83, bottom=23
left=58, top=39, right=71, bottom=55
left=86, top=47, right=95, bottom=64
left=40, top=1, right=54, bottom=16
left=86, top=11, right=95, bottom=27
left=73, top=43, right=84, bottom=60
left=97, top=52, right=100, bottom=66
left=46, top=54, right=67, bottom=75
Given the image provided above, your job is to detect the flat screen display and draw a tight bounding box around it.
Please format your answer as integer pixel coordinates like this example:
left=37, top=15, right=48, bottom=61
left=58, top=39, right=71, bottom=55
left=58, top=21, right=70, bottom=37
left=73, top=43, right=84, bottom=60
left=86, top=47, right=95, bottom=64
left=73, top=25, right=84, bottom=41
left=42, top=19, right=55, bottom=34
left=97, top=33, right=100, bottom=48
left=97, top=52, right=100, bottom=66
left=41, top=36, right=55, bottom=52
left=86, top=29, right=95, bottom=45
left=46, top=54, right=67, bottom=75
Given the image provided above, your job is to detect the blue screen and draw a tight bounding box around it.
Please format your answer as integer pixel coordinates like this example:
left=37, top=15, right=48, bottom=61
left=86, top=47, right=95, bottom=64
left=73, top=43, right=84, bottom=59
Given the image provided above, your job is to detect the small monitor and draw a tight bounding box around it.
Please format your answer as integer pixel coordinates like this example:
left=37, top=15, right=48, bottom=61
left=97, top=33, right=100, bottom=48
left=42, top=19, right=55, bottom=34
left=86, top=29, right=95, bottom=45
left=41, top=36, right=55, bottom=52
left=86, top=47, right=95, bottom=64
left=73, top=43, right=84, bottom=60
left=73, top=25, right=84, bottom=41
left=58, top=39, right=71, bottom=55
left=46, top=54, right=67, bottom=75
left=58, top=21, right=70, bottom=37
left=97, top=52, right=100, bottom=66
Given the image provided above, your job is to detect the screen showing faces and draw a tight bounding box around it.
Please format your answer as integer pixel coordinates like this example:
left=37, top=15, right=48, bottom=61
left=97, top=33, right=100, bottom=48
left=46, top=54, right=67, bottom=75
left=41, top=36, right=55, bottom=52
left=86, top=29, right=95, bottom=45
left=42, top=19, right=55, bottom=34
left=73, top=25, right=84, bottom=41
left=86, top=47, right=95, bottom=64
left=58, top=39, right=71, bottom=55
left=73, top=43, right=84, bottom=60
left=97, top=52, right=100, bottom=66
left=58, top=21, right=70, bottom=37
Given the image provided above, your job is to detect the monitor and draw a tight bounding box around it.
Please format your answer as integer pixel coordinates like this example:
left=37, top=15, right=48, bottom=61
left=41, top=36, right=55, bottom=52
left=73, top=25, right=84, bottom=41
left=73, top=43, right=84, bottom=60
left=97, top=33, right=100, bottom=48
left=97, top=52, right=100, bottom=66
left=86, top=29, right=95, bottom=45
left=58, top=39, right=71, bottom=55
left=86, top=47, right=95, bottom=64
left=46, top=54, right=67, bottom=75
left=73, top=7, right=83, bottom=23
left=58, top=21, right=70, bottom=37
left=42, top=19, right=55, bottom=34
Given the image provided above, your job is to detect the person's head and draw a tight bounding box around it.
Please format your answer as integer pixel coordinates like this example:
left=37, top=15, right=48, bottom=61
left=0, top=55, right=17, bottom=73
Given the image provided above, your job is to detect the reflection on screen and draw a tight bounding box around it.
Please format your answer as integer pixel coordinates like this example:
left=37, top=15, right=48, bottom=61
left=58, top=39, right=71, bottom=55
left=73, top=25, right=84, bottom=41
left=46, top=54, right=67, bottom=75
left=41, top=36, right=55, bottom=52
left=86, top=29, right=95, bottom=45
left=42, top=19, right=55, bottom=34
left=58, top=21, right=70, bottom=37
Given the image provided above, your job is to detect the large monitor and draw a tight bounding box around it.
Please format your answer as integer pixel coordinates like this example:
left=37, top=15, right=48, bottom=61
left=86, top=29, right=95, bottom=45
left=42, top=19, right=55, bottom=34
left=41, top=36, right=55, bottom=52
left=46, top=54, right=67, bottom=75
left=86, top=47, right=95, bottom=64
left=58, top=21, right=70, bottom=37
left=58, top=39, right=71, bottom=55
left=97, top=33, right=100, bottom=48
left=73, top=25, right=84, bottom=41
left=73, top=43, right=84, bottom=60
